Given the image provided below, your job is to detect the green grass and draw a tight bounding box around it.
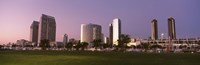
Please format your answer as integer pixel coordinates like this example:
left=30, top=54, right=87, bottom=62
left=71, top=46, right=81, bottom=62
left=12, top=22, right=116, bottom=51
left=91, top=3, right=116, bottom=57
left=0, top=50, right=200, bottom=65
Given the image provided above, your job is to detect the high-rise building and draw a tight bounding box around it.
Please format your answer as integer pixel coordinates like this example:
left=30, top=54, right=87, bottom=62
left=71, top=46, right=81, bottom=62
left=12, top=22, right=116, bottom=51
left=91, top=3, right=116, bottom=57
left=63, top=34, right=68, bottom=47
left=168, top=17, right=176, bottom=39
left=109, top=24, right=113, bottom=45
left=30, top=21, right=39, bottom=44
left=81, top=23, right=102, bottom=47
left=104, top=37, right=109, bottom=44
left=38, top=14, right=56, bottom=45
left=151, top=19, right=158, bottom=40
left=93, top=26, right=102, bottom=40
left=101, top=33, right=104, bottom=44
left=112, top=18, right=121, bottom=45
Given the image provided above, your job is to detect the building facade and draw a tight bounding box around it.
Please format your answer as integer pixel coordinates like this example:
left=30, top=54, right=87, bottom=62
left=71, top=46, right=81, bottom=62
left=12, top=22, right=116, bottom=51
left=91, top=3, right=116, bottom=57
left=81, top=23, right=102, bottom=47
left=112, top=18, right=121, bottom=45
left=109, top=24, right=113, bottom=45
left=63, top=34, right=68, bottom=47
left=16, top=39, right=32, bottom=47
left=168, top=17, right=176, bottom=39
left=30, top=21, right=39, bottom=44
left=38, top=14, right=56, bottom=46
left=151, top=19, right=158, bottom=40
left=63, top=34, right=68, bottom=44
left=104, top=37, right=109, bottom=44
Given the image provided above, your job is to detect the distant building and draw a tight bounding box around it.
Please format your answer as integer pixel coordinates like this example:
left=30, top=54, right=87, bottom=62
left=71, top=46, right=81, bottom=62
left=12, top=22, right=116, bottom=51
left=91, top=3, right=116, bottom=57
left=16, top=39, right=32, bottom=47
left=109, top=24, right=113, bottom=45
left=127, top=39, right=141, bottom=47
left=38, top=14, right=56, bottom=46
left=168, top=17, right=176, bottom=39
left=112, top=18, right=121, bottom=45
left=30, top=21, right=39, bottom=44
left=81, top=23, right=102, bottom=47
left=101, top=33, right=104, bottom=44
left=93, top=26, right=102, bottom=40
left=151, top=19, right=158, bottom=40
left=104, top=37, right=109, bottom=44
left=55, top=42, right=64, bottom=48
left=63, top=34, right=68, bottom=47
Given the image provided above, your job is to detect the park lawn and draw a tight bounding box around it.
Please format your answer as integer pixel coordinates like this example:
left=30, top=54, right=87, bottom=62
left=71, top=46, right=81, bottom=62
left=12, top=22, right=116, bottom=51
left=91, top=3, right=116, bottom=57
left=0, top=51, right=200, bottom=65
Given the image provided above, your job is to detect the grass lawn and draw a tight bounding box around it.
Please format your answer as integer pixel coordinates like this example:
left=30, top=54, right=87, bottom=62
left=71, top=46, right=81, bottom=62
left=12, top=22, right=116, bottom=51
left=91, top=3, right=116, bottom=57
left=0, top=50, right=200, bottom=65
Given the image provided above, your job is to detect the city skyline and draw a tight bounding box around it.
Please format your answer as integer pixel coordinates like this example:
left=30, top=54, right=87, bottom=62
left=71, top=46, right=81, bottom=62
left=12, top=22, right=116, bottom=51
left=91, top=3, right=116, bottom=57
left=0, top=0, right=200, bottom=44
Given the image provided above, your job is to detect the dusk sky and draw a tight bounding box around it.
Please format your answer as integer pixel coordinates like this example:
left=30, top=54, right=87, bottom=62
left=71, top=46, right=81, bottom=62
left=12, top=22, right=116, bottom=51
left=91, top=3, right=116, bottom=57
left=0, top=0, right=200, bottom=44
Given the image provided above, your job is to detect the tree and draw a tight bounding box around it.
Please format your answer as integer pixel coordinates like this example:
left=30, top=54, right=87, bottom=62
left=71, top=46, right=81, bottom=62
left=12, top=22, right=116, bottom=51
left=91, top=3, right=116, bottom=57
left=0, top=45, right=3, bottom=49
left=102, top=43, right=109, bottom=49
left=74, top=41, right=88, bottom=51
left=92, top=39, right=102, bottom=50
left=150, top=44, right=162, bottom=49
left=11, top=44, right=18, bottom=48
left=81, top=42, right=88, bottom=51
left=66, top=38, right=78, bottom=51
left=141, top=43, right=151, bottom=51
left=74, top=40, right=82, bottom=51
left=24, top=45, right=33, bottom=47
left=198, top=40, right=200, bottom=45
left=117, top=34, right=131, bottom=51
left=40, top=39, right=50, bottom=50
left=66, top=42, right=73, bottom=51
left=136, top=45, right=142, bottom=49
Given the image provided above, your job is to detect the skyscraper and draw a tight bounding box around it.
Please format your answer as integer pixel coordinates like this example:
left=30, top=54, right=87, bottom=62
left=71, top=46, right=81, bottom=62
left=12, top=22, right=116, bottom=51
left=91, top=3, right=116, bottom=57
left=30, top=21, right=39, bottom=44
left=63, top=34, right=68, bottom=44
left=38, top=14, right=56, bottom=45
left=81, top=23, right=102, bottom=47
left=151, top=19, right=158, bottom=40
left=101, top=33, right=104, bottom=44
left=93, top=26, right=102, bottom=40
left=63, top=34, right=68, bottom=48
left=109, top=24, right=113, bottom=45
left=104, top=37, right=109, bottom=44
left=168, top=17, right=176, bottom=39
left=112, top=18, right=121, bottom=45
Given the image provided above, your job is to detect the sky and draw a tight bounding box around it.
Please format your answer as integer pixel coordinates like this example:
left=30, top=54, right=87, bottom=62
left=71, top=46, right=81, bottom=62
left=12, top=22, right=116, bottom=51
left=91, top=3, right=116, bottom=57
left=0, top=0, right=200, bottom=44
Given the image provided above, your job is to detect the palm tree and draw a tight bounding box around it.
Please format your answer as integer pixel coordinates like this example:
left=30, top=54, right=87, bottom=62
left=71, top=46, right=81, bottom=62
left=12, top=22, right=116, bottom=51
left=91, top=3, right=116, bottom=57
left=117, top=34, right=131, bottom=51
left=40, top=39, right=50, bottom=50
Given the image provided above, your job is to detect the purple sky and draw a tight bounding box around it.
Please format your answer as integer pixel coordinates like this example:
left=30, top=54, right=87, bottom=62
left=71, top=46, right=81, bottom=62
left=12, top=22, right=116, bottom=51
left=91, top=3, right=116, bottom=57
left=0, top=0, right=200, bottom=44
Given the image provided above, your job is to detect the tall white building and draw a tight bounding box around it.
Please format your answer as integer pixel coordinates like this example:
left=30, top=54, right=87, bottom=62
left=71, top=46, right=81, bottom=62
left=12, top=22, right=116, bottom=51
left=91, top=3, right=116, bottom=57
left=104, top=37, right=109, bottom=44
left=81, top=23, right=102, bottom=47
left=112, top=18, right=121, bottom=45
